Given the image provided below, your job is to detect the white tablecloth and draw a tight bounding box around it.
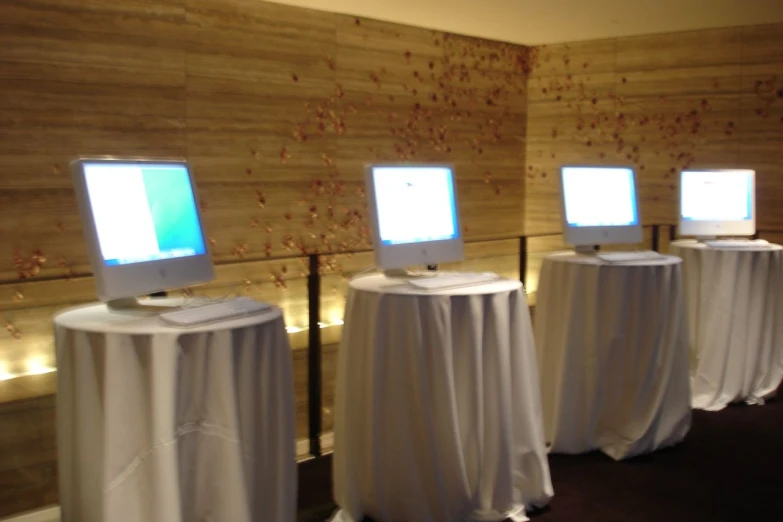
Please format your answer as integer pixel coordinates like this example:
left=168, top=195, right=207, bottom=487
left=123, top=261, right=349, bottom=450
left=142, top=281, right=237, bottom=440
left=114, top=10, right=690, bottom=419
left=54, top=300, right=296, bottom=522
left=670, top=240, right=783, bottom=411
left=331, top=274, right=553, bottom=522
left=534, top=253, right=692, bottom=460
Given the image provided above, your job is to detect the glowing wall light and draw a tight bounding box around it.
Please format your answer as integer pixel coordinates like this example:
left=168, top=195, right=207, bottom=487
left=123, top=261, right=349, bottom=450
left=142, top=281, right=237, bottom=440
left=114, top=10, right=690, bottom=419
left=25, top=356, right=56, bottom=376
left=285, top=318, right=344, bottom=334
left=0, top=316, right=348, bottom=380
left=0, top=361, right=13, bottom=381
left=0, top=356, right=57, bottom=382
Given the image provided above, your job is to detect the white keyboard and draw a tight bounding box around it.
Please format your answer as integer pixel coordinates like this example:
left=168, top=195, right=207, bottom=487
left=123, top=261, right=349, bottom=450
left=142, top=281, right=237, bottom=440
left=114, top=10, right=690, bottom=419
left=596, top=251, right=664, bottom=263
left=407, top=272, right=501, bottom=291
left=703, top=239, right=768, bottom=249
left=159, top=297, right=272, bottom=327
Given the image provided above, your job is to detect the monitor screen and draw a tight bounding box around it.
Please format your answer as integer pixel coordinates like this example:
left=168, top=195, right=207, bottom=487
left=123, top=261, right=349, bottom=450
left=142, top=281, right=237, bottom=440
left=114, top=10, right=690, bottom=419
left=364, top=164, right=464, bottom=271
left=81, top=161, right=207, bottom=266
left=680, top=170, right=754, bottom=222
left=72, top=157, right=214, bottom=306
left=561, top=166, right=639, bottom=227
left=371, top=166, right=460, bottom=245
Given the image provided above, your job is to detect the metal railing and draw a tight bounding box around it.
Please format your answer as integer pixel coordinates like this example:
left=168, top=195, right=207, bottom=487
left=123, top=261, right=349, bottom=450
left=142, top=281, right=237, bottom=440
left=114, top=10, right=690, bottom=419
left=301, top=223, right=779, bottom=457
left=0, top=224, right=775, bottom=459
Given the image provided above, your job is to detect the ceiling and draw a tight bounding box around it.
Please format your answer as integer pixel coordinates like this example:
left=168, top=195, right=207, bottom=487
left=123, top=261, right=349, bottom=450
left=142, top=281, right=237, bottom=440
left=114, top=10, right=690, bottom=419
left=265, top=0, right=783, bottom=45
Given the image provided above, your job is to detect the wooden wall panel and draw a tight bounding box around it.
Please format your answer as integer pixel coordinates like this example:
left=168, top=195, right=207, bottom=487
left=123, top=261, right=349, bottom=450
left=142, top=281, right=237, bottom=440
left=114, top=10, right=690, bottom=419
left=0, top=0, right=532, bottom=370
left=0, top=0, right=533, bottom=514
left=0, top=257, right=312, bottom=377
left=333, top=19, right=530, bottom=241
left=614, top=28, right=743, bottom=71
left=2, top=0, right=781, bottom=515
left=525, top=23, right=783, bottom=239
left=0, top=0, right=187, bottom=37
left=0, top=395, right=57, bottom=519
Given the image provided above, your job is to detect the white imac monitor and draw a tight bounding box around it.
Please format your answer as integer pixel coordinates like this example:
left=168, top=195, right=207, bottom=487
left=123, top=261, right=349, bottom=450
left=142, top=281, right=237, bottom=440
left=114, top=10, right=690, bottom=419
left=559, top=165, right=642, bottom=250
left=364, top=164, right=464, bottom=276
left=679, top=169, right=755, bottom=238
left=71, top=157, right=214, bottom=310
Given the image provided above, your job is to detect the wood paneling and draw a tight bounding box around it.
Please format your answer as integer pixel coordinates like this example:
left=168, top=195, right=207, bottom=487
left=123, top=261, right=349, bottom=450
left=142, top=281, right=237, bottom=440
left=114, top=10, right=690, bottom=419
left=0, top=390, right=57, bottom=519
left=525, top=23, right=783, bottom=237
left=0, top=0, right=532, bottom=515
left=614, top=28, right=743, bottom=72
left=2, top=0, right=782, bottom=515
left=0, top=0, right=533, bottom=372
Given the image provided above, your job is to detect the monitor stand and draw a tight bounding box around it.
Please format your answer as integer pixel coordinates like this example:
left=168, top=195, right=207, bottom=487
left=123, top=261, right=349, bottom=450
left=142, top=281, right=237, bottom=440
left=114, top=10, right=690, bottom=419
left=574, top=245, right=598, bottom=255
left=695, top=236, right=717, bottom=243
left=106, top=297, right=179, bottom=314
left=383, top=268, right=438, bottom=279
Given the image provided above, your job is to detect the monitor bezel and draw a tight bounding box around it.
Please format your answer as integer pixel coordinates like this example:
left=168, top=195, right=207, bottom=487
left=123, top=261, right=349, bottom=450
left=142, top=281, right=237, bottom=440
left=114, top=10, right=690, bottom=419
left=558, top=165, right=644, bottom=247
left=71, top=156, right=215, bottom=303
left=678, top=168, right=756, bottom=237
left=364, top=163, right=465, bottom=270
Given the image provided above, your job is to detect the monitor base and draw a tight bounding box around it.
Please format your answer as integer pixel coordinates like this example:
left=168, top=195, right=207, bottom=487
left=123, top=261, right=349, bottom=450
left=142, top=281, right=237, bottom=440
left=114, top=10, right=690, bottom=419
left=383, top=268, right=438, bottom=279
left=106, top=297, right=178, bottom=314
left=574, top=245, right=598, bottom=255
left=695, top=236, right=718, bottom=242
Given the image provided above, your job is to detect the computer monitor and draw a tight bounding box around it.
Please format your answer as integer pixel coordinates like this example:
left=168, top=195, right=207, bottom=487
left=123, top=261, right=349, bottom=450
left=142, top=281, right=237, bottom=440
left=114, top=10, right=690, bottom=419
left=364, top=164, right=464, bottom=276
left=71, top=157, right=214, bottom=310
left=559, top=165, right=642, bottom=250
left=679, top=169, right=755, bottom=238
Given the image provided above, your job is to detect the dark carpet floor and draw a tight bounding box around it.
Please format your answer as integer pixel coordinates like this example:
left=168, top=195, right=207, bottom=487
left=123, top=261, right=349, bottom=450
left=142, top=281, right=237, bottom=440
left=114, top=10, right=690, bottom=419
left=298, top=392, right=783, bottom=522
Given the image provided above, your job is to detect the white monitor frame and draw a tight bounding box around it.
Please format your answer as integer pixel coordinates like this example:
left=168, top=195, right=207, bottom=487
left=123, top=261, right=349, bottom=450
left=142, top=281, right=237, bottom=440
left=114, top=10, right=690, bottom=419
left=678, top=168, right=756, bottom=238
left=71, top=157, right=215, bottom=309
left=558, top=165, right=643, bottom=248
left=364, top=163, right=465, bottom=274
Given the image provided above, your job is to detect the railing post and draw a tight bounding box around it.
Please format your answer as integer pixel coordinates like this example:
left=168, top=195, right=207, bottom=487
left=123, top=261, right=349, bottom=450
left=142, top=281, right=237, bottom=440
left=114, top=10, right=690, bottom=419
left=519, top=236, right=527, bottom=287
left=307, top=254, right=322, bottom=457
left=652, top=225, right=660, bottom=252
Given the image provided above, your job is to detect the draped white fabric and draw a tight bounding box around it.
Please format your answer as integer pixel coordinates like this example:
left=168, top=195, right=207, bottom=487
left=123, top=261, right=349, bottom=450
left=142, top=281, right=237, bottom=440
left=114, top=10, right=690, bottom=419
left=534, top=254, right=692, bottom=461
left=671, top=240, right=783, bottom=411
left=54, top=302, right=297, bottom=522
left=331, top=275, right=553, bottom=522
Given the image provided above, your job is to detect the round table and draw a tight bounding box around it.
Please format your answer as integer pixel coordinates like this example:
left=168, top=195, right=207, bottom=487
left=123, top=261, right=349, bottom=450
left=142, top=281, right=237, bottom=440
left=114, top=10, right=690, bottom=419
left=331, top=274, right=553, bottom=522
left=534, top=253, right=692, bottom=460
left=670, top=240, right=783, bottom=411
left=54, top=299, right=296, bottom=522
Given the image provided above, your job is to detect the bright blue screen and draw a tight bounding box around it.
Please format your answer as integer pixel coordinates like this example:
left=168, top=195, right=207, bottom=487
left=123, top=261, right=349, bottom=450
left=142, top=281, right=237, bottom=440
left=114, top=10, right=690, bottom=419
left=82, top=162, right=206, bottom=266
left=371, top=166, right=460, bottom=246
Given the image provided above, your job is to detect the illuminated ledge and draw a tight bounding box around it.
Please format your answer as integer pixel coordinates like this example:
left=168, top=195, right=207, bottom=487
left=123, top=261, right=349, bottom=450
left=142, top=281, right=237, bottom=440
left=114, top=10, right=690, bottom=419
left=0, top=355, right=56, bottom=385
left=286, top=319, right=344, bottom=334
left=0, top=368, right=56, bottom=382
left=296, top=431, right=334, bottom=461
left=0, top=506, right=60, bottom=522
left=0, top=372, right=56, bottom=404
left=0, top=321, right=344, bottom=385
